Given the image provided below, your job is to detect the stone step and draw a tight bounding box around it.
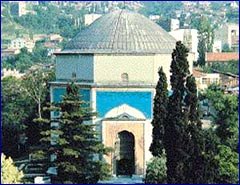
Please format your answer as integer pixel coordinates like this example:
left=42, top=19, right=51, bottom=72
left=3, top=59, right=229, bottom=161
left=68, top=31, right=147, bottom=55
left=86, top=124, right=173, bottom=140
left=24, top=173, right=46, bottom=178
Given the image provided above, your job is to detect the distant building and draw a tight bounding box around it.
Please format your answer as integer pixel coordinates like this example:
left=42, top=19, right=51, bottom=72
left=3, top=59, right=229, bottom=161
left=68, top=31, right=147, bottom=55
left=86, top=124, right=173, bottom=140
left=175, top=10, right=182, bottom=18
left=215, top=23, right=239, bottom=51
left=84, top=14, right=102, bottom=26
left=149, top=15, right=160, bottom=22
left=182, top=1, right=197, bottom=8
left=225, top=86, right=238, bottom=95
left=32, top=34, right=48, bottom=42
left=230, top=1, right=239, bottom=9
left=206, top=52, right=239, bottom=65
left=170, top=18, right=180, bottom=31
left=198, top=1, right=211, bottom=8
left=8, top=38, right=35, bottom=52
left=218, top=72, right=239, bottom=89
left=169, top=29, right=198, bottom=60
left=44, top=42, right=61, bottom=56
left=18, top=1, right=37, bottom=17
left=1, top=48, right=19, bottom=59
left=18, top=1, right=27, bottom=16
left=212, top=40, right=222, bottom=53
left=193, top=68, right=220, bottom=90
left=49, top=34, right=63, bottom=43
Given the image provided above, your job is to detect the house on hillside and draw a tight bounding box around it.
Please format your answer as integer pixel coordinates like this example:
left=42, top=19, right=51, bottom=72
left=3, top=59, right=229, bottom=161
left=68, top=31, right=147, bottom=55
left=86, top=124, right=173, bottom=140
left=8, top=37, right=35, bottom=52
left=215, top=23, right=239, bottom=51
left=1, top=48, right=19, bottom=59
left=206, top=52, right=239, bottom=66
left=193, top=68, right=220, bottom=91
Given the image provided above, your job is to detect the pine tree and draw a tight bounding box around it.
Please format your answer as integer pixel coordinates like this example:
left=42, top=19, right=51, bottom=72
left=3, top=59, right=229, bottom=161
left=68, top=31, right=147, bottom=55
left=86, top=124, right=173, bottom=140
left=32, top=82, right=111, bottom=184
left=164, top=41, right=190, bottom=183
left=150, top=67, right=168, bottom=157
left=53, top=82, right=110, bottom=184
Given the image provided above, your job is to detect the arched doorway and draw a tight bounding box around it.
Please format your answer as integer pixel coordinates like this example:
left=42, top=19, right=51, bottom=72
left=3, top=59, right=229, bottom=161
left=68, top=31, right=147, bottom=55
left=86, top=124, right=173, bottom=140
left=115, top=131, right=135, bottom=176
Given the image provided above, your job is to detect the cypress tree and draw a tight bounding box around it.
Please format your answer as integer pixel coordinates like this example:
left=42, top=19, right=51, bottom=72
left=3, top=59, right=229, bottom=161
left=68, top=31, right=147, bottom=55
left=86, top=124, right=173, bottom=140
left=150, top=67, right=168, bottom=157
left=164, top=41, right=190, bottom=183
left=184, top=75, right=205, bottom=183
left=197, top=35, right=206, bottom=66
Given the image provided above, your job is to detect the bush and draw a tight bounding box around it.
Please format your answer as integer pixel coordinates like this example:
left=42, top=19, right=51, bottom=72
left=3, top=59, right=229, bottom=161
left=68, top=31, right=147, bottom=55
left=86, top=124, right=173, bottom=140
left=1, top=153, right=24, bottom=184
left=144, top=153, right=167, bottom=184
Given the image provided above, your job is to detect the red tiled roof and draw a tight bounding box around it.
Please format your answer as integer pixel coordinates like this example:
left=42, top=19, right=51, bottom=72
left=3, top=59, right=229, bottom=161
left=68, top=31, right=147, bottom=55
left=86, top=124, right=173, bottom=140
left=206, top=52, right=239, bottom=62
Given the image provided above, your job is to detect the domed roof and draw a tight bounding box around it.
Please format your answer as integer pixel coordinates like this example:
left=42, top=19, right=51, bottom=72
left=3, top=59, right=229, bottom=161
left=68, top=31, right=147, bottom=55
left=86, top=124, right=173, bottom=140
left=62, top=10, right=177, bottom=54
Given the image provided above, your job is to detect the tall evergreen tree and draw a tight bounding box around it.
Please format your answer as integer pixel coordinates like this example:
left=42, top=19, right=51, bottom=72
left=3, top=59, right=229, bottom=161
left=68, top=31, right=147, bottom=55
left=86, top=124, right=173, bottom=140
left=32, top=82, right=111, bottom=184
left=197, top=35, right=206, bottom=66
left=164, top=41, right=190, bottom=183
left=183, top=75, right=205, bottom=183
left=149, top=67, right=168, bottom=157
left=54, top=82, right=110, bottom=184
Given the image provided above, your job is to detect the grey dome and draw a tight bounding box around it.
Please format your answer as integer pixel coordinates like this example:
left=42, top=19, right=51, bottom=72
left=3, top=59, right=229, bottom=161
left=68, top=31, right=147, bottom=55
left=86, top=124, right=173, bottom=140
left=62, top=10, right=177, bottom=54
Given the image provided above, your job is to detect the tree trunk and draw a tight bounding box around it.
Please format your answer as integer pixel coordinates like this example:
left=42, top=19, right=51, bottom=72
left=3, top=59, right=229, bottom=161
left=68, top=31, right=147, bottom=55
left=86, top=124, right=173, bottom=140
left=38, top=100, right=42, bottom=119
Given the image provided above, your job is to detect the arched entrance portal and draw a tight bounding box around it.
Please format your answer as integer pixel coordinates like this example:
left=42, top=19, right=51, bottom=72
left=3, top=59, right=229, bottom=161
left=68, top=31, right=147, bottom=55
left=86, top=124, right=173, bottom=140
left=115, top=131, right=135, bottom=176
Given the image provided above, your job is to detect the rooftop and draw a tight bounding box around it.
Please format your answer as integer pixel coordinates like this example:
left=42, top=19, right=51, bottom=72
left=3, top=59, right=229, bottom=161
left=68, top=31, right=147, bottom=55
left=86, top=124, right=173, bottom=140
left=58, top=10, right=177, bottom=54
left=206, top=52, right=239, bottom=62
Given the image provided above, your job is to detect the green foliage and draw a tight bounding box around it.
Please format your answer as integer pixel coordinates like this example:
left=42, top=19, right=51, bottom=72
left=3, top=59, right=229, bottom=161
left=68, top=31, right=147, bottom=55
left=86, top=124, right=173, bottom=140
left=163, top=42, right=225, bottom=184
left=35, top=82, right=111, bottom=184
left=13, top=3, right=84, bottom=38
left=226, top=9, right=239, bottom=23
left=216, top=94, right=238, bottom=150
left=216, top=145, right=238, bottom=184
left=1, top=76, right=34, bottom=157
left=150, top=67, right=168, bottom=157
left=140, top=2, right=183, bottom=18
left=164, top=41, right=190, bottom=183
left=196, top=16, right=215, bottom=66
left=145, top=152, right=167, bottom=184
left=2, top=67, right=54, bottom=158
left=1, top=153, right=24, bottom=184
left=183, top=75, right=206, bottom=183
left=222, top=43, right=232, bottom=52
left=201, top=60, right=239, bottom=75
left=99, top=163, right=112, bottom=181
left=2, top=43, right=54, bottom=72
left=202, top=128, right=221, bottom=183
left=213, top=61, right=238, bottom=75
left=197, top=35, right=206, bottom=66
left=197, top=17, right=214, bottom=51
left=55, top=83, right=111, bottom=183
left=210, top=2, right=223, bottom=11
left=203, top=87, right=238, bottom=151
left=22, top=67, right=55, bottom=119
left=15, top=47, right=34, bottom=73
left=32, top=41, right=51, bottom=63
left=156, top=18, right=171, bottom=32
left=200, top=86, right=239, bottom=183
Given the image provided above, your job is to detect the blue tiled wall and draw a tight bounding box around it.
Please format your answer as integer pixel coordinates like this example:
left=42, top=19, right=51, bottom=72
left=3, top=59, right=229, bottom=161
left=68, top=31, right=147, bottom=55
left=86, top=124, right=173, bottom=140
left=52, top=87, right=90, bottom=116
left=96, top=91, right=152, bottom=119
